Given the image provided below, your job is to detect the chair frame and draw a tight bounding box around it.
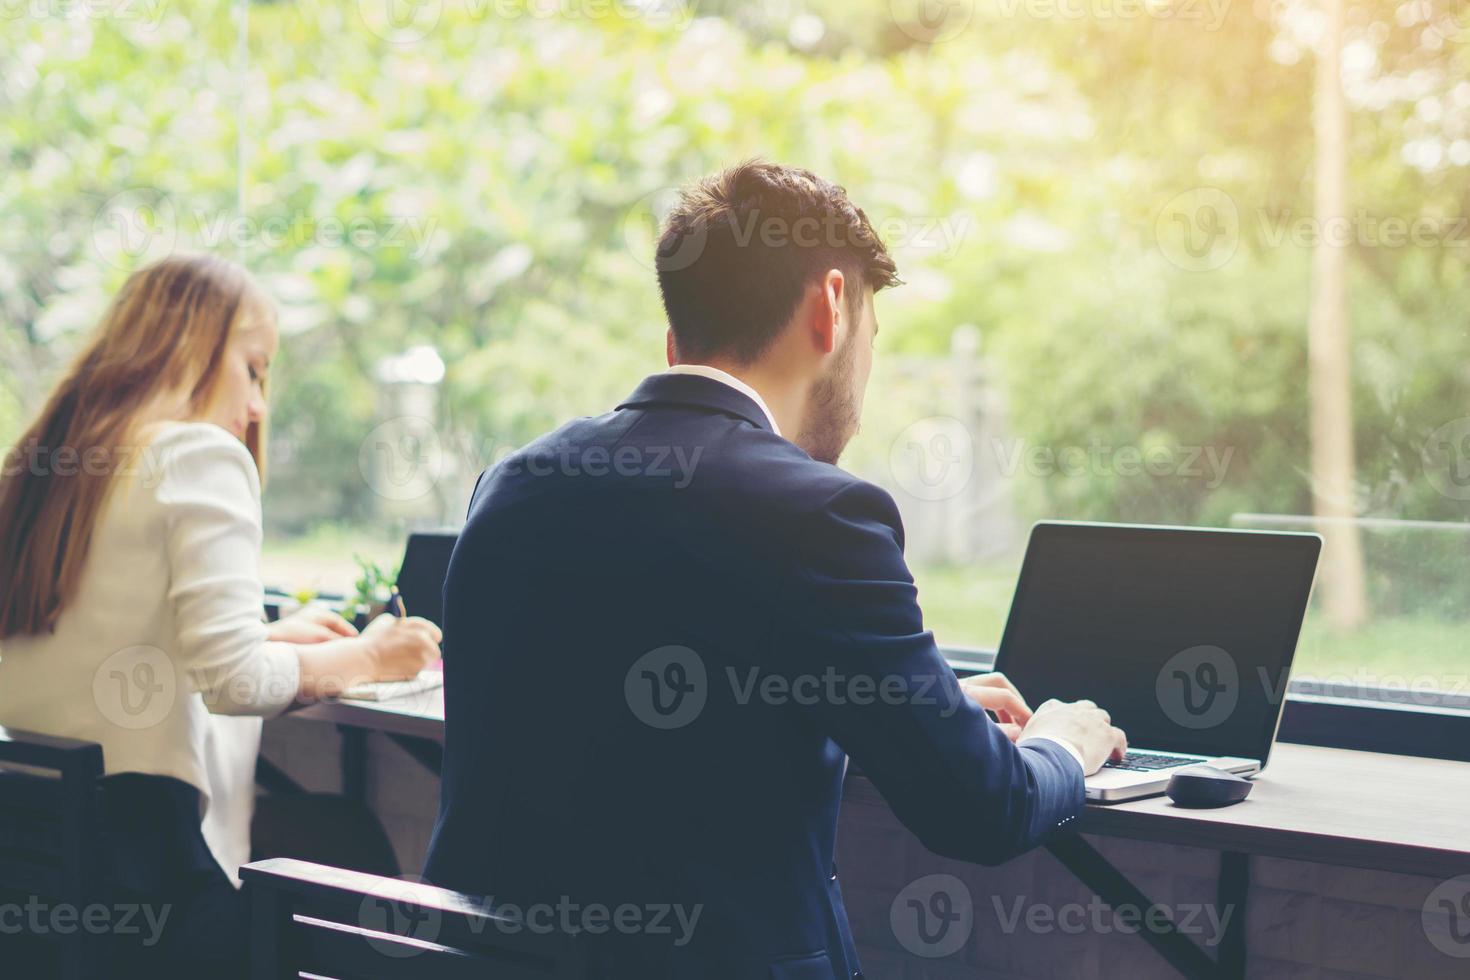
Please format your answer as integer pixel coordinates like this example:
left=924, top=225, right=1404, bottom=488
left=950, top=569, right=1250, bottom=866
left=0, top=724, right=105, bottom=980
left=242, top=857, right=587, bottom=980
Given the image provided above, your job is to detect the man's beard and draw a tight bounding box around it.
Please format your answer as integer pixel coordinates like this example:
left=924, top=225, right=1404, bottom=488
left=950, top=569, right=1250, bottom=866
left=795, top=330, right=861, bottom=465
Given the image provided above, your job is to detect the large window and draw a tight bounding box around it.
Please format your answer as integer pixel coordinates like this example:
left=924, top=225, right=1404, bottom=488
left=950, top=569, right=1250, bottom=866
left=4, top=0, right=1467, bottom=696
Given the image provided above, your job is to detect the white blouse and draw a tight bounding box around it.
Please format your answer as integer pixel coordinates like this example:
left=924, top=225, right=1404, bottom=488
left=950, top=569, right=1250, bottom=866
left=0, top=421, right=300, bottom=884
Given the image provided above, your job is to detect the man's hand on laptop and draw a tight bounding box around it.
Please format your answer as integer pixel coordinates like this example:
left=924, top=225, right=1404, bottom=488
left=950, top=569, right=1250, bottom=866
left=957, top=672, right=1033, bottom=741
left=1019, top=699, right=1128, bottom=775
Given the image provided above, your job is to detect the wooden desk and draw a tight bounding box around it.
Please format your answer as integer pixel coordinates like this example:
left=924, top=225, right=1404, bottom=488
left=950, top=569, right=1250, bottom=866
left=290, top=687, right=444, bottom=741
left=287, top=688, right=1470, bottom=878
left=277, top=689, right=444, bottom=801
left=1078, top=743, right=1470, bottom=879
left=276, top=690, right=1470, bottom=979
left=844, top=741, right=1470, bottom=979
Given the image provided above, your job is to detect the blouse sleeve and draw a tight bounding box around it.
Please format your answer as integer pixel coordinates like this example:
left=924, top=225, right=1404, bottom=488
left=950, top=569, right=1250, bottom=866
left=152, top=423, right=300, bottom=716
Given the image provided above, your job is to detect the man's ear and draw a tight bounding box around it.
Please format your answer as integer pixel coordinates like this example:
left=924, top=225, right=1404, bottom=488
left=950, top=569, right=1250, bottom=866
left=666, top=328, right=677, bottom=367
left=810, top=268, right=846, bottom=355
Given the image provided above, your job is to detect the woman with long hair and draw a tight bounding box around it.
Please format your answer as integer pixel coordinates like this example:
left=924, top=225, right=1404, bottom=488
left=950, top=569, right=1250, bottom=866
left=0, top=254, right=441, bottom=975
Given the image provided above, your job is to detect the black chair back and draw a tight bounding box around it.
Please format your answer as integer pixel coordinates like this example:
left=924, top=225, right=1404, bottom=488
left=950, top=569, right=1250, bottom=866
left=0, top=725, right=104, bottom=980
left=242, top=857, right=586, bottom=979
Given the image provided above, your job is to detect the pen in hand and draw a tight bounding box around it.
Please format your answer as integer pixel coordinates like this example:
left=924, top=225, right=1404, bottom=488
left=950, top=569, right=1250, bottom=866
left=378, top=586, right=441, bottom=674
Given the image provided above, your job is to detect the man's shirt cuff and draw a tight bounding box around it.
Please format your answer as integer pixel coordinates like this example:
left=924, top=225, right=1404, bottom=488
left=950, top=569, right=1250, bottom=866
left=1018, top=735, right=1086, bottom=774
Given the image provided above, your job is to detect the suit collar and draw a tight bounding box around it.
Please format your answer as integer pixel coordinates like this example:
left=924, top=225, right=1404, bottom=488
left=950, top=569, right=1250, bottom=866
left=616, top=372, right=777, bottom=435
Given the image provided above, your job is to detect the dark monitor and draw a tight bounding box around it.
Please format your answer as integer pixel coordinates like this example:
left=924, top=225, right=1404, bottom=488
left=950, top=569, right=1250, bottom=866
left=993, top=522, right=1320, bottom=766
left=395, top=531, right=458, bottom=631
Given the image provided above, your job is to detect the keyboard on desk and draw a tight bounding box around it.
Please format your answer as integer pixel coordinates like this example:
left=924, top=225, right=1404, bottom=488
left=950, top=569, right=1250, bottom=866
left=1102, top=751, right=1205, bottom=773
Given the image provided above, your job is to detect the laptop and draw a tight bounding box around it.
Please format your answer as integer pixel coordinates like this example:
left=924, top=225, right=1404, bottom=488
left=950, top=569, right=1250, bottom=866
left=992, top=521, right=1321, bottom=802
left=341, top=531, right=457, bottom=702
left=394, top=530, right=457, bottom=628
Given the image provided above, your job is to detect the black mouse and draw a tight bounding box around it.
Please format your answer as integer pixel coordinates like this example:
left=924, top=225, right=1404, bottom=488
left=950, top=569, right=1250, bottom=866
left=1165, top=765, right=1253, bottom=808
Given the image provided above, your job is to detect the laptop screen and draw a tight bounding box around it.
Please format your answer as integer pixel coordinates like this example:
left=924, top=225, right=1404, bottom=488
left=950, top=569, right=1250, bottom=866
left=993, top=522, right=1320, bottom=764
left=395, top=531, right=457, bottom=632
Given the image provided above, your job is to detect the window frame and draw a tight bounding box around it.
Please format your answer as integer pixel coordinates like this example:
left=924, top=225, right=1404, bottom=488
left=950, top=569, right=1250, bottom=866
left=946, top=646, right=1470, bottom=765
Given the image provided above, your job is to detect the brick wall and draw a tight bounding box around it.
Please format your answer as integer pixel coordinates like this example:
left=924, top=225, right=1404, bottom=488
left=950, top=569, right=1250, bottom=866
left=260, top=719, right=1469, bottom=979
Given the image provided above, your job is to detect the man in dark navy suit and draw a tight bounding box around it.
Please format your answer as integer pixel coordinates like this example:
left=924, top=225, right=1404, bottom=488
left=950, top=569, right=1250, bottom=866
left=425, top=160, right=1127, bottom=978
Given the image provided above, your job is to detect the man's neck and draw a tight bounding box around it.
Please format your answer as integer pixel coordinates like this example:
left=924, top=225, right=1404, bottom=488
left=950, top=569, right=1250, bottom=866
left=671, top=358, right=804, bottom=439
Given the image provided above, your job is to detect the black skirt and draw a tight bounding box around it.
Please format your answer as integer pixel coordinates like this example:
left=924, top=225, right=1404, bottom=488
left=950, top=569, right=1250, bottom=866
left=7, top=772, right=249, bottom=979
left=101, top=772, right=249, bottom=977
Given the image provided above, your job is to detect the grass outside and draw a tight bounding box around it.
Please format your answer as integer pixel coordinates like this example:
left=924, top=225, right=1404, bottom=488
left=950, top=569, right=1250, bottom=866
left=261, top=524, right=403, bottom=602
left=263, top=526, right=1468, bottom=698
left=914, top=563, right=1468, bottom=696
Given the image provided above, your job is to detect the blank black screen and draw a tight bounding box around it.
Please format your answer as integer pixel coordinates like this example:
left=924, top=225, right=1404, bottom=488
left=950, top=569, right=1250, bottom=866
left=396, top=531, right=457, bottom=631
left=994, top=523, right=1319, bottom=762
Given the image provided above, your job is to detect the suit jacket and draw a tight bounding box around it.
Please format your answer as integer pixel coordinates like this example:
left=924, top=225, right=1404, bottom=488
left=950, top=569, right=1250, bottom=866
left=424, top=372, right=1084, bottom=979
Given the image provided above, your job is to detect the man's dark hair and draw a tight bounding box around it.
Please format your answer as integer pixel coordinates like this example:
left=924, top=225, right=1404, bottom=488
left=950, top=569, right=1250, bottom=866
left=655, top=160, right=902, bottom=364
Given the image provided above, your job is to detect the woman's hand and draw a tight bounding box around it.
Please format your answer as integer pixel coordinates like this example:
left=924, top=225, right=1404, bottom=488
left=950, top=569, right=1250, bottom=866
left=288, top=613, right=440, bottom=702
left=957, top=671, right=1034, bottom=742
left=268, top=605, right=359, bottom=645
left=361, top=614, right=442, bottom=681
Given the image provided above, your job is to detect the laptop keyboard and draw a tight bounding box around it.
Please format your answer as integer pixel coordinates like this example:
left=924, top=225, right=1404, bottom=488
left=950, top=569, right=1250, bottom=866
left=1102, top=751, right=1204, bottom=773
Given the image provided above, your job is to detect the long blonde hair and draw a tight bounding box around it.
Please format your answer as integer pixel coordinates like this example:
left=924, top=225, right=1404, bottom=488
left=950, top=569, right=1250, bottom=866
left=0, top=254, right=273, bottom=639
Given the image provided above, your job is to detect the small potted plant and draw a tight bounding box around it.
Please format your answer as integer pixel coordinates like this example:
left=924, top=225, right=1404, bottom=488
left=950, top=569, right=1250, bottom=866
left=348, top=554, right=398, bottom=631
left=268, top=586, right=319, bottom=623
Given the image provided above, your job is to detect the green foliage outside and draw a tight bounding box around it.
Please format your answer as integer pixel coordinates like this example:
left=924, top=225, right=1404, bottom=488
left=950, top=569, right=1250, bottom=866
left=2, top=0, right=1467, bottom=690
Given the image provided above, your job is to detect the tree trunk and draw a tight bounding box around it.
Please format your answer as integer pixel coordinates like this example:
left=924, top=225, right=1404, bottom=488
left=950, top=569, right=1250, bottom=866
left=1308, top=0, right=1368, bottom=630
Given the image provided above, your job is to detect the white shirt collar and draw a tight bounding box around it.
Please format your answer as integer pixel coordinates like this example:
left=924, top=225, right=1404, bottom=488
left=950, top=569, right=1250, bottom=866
left=663, top=364, right=782, bottom=437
